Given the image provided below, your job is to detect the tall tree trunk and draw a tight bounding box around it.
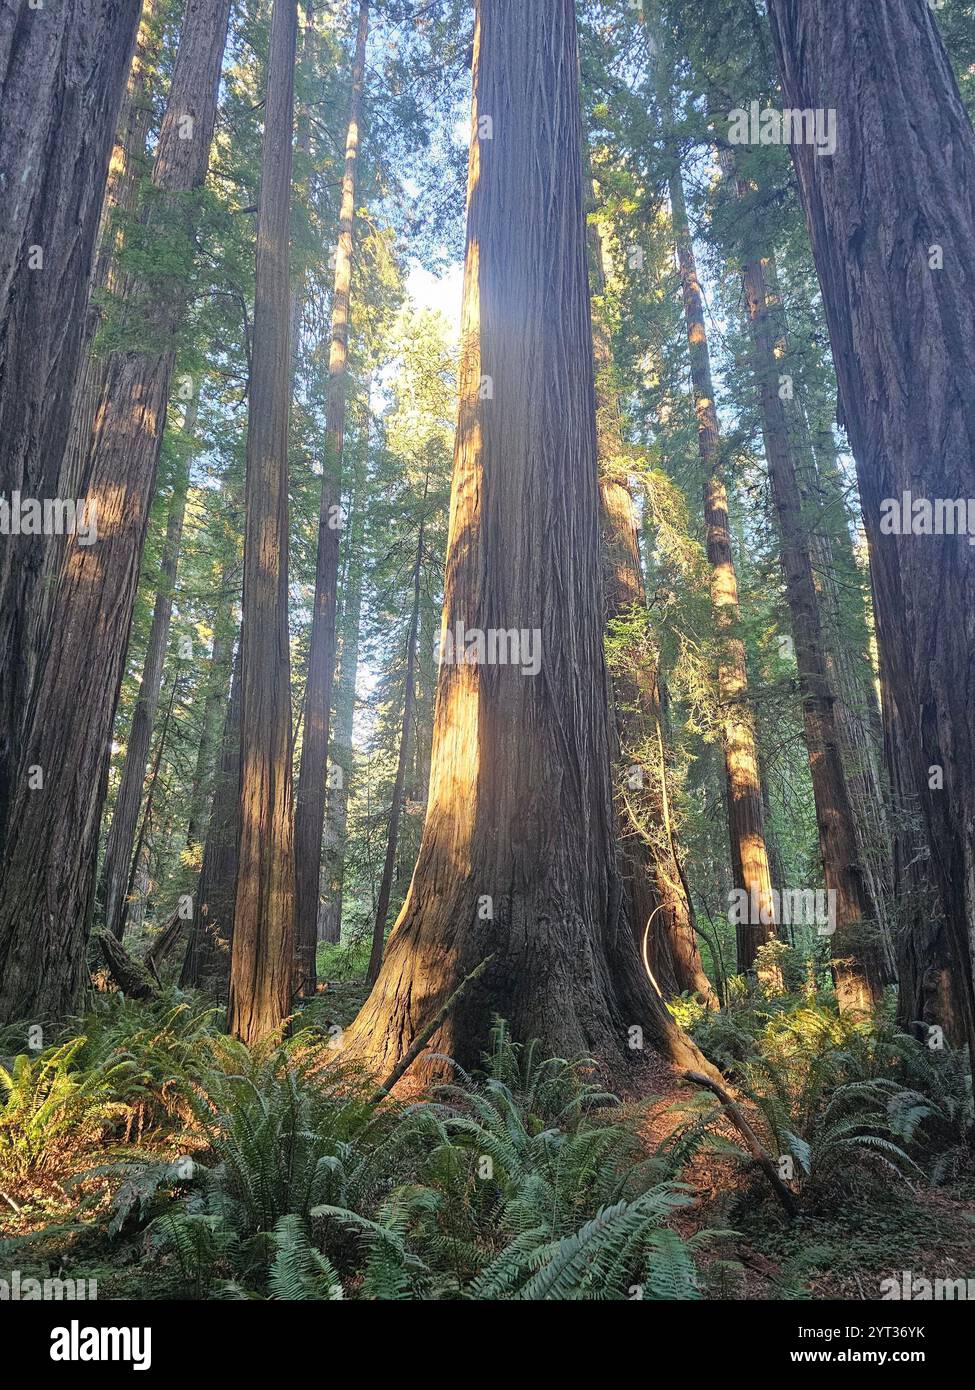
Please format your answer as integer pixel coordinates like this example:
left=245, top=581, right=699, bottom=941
left=185, top=577, right=237, bottom=852
left=342, top=0, right=706, bottom=1084
left=294, top=0, right=370, bottom=998
left=98, top=399, right=195, bottom=940
left=365, top=515, right=424, bottom=987
left=0, top=0, right=142, bottom=851
left=227, top=0, right=298, bottom=1046
left=726, top=171, right=887, bottom=1009
left=766, top=0, right=975, bottom=1057
left=0, top=0, right=233, bottom=1026
left=320, top=426, right=368, bottom=947
left=669, top=167, right=778, bottom=980
left=118, top=674, right=179, bottom=938
left=586, top=187, right=713, bottom=1004
left=181, top=645, right=241, bottom=995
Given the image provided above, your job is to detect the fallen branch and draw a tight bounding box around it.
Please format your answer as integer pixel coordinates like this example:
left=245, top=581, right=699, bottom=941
left=97, top=931, right=159, bottom=1002
left=683, top=1069, right=799, bottom=1220
left=370, top=954, right=496, bottom=1104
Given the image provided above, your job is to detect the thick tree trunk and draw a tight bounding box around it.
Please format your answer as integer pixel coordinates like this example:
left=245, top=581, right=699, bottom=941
left=98, top=402, right=194, bottom=940
left=587, top=194, right=713, bottom=1004
left=0, top=0, right=233, bottom=1027
left=766, top=0, right=975, bottom=1057
left=365, top=520, right=424, bottom=987
left=294, top=0, right=370, bottom=998
left=342, top=0, right=706, bottom=1084
left=0, top=0, right=142, bottom=850
left=727, top=178, right=887, bottom=1008
left=181, top=646, right=241, bottom=995
left=669, top=168, right=778, bottom=980
left=56, top=0, right=159, bottom=515
left=227, top=0, right=298, bottom=1046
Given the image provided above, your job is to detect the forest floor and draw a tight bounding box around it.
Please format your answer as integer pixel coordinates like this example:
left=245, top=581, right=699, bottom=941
left=631, top=1085, right=975, bottom=1301
left=2, top=976, right=974, bottom=1300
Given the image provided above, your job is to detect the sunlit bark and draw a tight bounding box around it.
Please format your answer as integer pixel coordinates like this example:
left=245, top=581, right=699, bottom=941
left=669, top=168, right=778, bottom=982
left=343, top=0, right=708, bottom=1082
left=0, top=0, right=233, bottom=1025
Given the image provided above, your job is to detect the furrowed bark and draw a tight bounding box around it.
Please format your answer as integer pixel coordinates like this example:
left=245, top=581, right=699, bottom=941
left=0, top=0, right=143, bottom=851
left=766, top=0, right=975, bottom=1056
left=342, top=0, right=710, bottom=1084
left=227, top=0, right=299, bottom=1045
left=0, top=0, right=233, bottom=1026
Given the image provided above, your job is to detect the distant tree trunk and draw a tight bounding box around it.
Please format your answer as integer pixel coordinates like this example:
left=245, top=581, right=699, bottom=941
left=181, top=646, right=241, bottom=995
left=98, top=401, right=195, bottom=940
left=320, top=429, right=368, bottom=947
left=365, top=515, right=424, bottom=987
left=586, top=191, right=713, bottom=1004
left=227, top=0, right=298, bottom=1046
left=669, top=168, right=778, bottom=981
left=185, top=576, right=237, bottom=851
left=294, top=0, right=370, bottom=998
left=119, top=675, right=179, bottom=937
left=0, top=0, right=233, bottom=1027
left=0, top=0, right=142, bottom=852
left=727, top=180, right=887, bottom=1009
left=767, top=0, right=975, bottom=1057
left=342, top=0, right=707, bottom=1083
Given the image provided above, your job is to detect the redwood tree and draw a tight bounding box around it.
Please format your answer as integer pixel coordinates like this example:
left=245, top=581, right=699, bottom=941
left=227, top=0, right=299, bottom=1045
left=0, top=0, right=232, bottom=1026
left=669, top=166, right=779, bottom=979
left=0, top=0, right=142, bottom=849
left=343, top=0, right=706, bottom=1082
left=726, top=163, right=889, bottom=1010
left=766, top=0, right=975, bottom=1057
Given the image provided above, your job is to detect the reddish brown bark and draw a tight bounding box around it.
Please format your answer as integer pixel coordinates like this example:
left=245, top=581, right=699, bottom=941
left=342, top=0, right=707, bottom=1083
left=0, top=0, right=142, bottom=851
left=726, top=172, right=888, bottom=1009
left=587, top=195, right=713, bottom=1004
left=0, top=0, right=232, bottom=1026
left=227, top=0, right=298, bottom=1045
left=766, top=0, right=975, bottom=1056
left=98, top=402, right=194, bottom=940
left=669, top=167, right=778, bottom=980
